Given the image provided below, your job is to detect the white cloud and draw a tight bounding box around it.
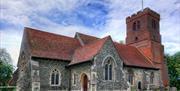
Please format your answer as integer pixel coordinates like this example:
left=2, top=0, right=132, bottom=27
left=0, top=0, right=180, bottom=67
left=0, top=29, right=22, bottom=66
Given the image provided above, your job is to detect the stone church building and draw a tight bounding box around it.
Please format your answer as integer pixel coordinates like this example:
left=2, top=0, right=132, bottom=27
left=13, top=8, right=169, bottom=91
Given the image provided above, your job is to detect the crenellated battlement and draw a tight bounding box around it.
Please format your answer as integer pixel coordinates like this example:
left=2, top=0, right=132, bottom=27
left=126, top=7, right=160, bottom=23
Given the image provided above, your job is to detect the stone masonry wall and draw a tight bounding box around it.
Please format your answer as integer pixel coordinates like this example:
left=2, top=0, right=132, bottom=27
left=124, top=67, right=160, bottom=90
left=31, top=58, right=70, bottom=91
left=70, top=62, right=92, bottom=91
left=93, top=39, right=129, bottom=91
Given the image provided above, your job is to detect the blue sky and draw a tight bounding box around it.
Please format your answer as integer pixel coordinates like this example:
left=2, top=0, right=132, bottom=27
left=0, top=0, right=180, bottom=66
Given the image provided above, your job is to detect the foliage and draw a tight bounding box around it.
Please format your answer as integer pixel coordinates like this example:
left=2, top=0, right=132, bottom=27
left=166, top=51, right=180, bottom=89
left=0, top=62, right=13, bottom=86
left=0, top=48, right=13, bottom=86
left=0, top=49, right=12, bottom=64
left=119, top=40, right=125, bottom=44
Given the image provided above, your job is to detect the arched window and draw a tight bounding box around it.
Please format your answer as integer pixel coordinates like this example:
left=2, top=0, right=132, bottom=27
left=137, top=21, right=140, bottom=29
left=152, top=19, right=157, bottom=29
left=50, top=69, right=60, bottom=86
left=128, top=69, right=134, bottom=85
left=104, top=57, right=115, bottom=80
left=133, top=22, right=137, bottom=30
left=133, top=21, right=141, bottom=31
left=150, top=72, right=154, bottom=84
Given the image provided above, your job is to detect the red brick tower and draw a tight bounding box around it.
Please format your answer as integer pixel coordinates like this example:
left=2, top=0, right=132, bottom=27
left=126, top=8, right=163, bottom=64
left=126, top=8, right=169, bottom=86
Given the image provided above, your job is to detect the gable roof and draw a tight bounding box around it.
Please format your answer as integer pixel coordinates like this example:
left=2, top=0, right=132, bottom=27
left=25, top=27, right=81, bottom=61
left=75, top=32, right=99, bottom=45
left=23, top=27, right=157, bottom=69
left=70, top=36, right=110, bottom=65
left=76, top=33, right=156, bottom=69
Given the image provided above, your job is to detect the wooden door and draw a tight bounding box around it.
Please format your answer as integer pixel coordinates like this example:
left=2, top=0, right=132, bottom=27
left=83, top=75, right=88, bottom=91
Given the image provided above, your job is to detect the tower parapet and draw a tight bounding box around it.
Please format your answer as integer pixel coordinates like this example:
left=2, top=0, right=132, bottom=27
left=126, top=8, right=160, bottom=23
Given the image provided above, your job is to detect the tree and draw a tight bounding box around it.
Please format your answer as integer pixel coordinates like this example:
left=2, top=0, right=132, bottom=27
left=166, top=51, right=180, bottom=89
left=0, top=49, right=12, bottom=64
left=119, top=40, right=125, bottom=44
left=0, top=63, right=13, bottom=86
left=0, top=48, right=13, bottom=86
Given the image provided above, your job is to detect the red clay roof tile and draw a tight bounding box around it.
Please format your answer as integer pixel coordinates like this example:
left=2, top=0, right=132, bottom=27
left=69, top=36, right=110, bottom=65
left=75, top=32, right=99, bottom=45
left=25, top=27, right=81, bottom=61
left=114, top=43, right=156, bottom=69
left=24, top=27, right=157, bottom=69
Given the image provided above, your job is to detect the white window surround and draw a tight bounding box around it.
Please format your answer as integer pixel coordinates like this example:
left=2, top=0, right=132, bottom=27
left=50, top=68, right=61, bottom=86
left=31, top=60, right=39, bottom=67
left=72, top=72, right=78, bottom=86
left=32, top=70, right=39, bottom=76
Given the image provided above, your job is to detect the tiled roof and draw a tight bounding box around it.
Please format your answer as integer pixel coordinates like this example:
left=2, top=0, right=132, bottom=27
left=15, top=27, right=169, bottom=87
left=70, top=36, right=110, bottom=65
left=25, top=27, right=81, bottom=61
left=75, top=32, right=99, bottom=45
left=24, top=27, right=157, bottom=69
left=114, top=43, right=156, bottom=69
left=76, top=33, right=156, bottom=68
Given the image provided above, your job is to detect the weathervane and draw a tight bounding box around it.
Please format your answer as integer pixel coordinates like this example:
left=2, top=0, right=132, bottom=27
left=142, top=0, right=144, bottom=10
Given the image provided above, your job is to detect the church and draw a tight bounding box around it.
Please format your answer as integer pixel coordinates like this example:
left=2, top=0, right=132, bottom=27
left=14, top=8, right=169, bottom=91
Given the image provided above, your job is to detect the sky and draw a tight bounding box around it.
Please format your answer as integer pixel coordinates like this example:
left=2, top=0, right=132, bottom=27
left=0, top=0, right=180, bottom=67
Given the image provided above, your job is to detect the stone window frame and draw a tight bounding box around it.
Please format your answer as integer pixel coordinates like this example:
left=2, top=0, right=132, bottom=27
left=102, top=55, right=117, bottom=81
left=72, top=72, right=78, bottom=86
left=49, top=68, right=61, bottom=86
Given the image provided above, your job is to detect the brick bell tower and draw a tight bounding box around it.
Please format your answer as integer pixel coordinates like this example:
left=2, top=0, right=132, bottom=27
left=126, top=8, right=169, bottom=87
left=126, top=8, right=164, bottom=64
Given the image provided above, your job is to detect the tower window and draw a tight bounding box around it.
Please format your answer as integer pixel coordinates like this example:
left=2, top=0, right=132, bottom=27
left=137, top=21, right=140, bottom=29
left=133, top=21, right=141, bottom=31
left=152, top=19, right=157, bottom=29
left=133, top=22, right=137, bottom=31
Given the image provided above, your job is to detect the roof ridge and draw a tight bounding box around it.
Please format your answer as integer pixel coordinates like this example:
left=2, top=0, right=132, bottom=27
left=69, top=36, right=111, bottom=65
left=75, top=32, right=100, bottom=39
left=25, top=27, right=77, bottom=40
left=73, top=36, right=110, bottom=53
